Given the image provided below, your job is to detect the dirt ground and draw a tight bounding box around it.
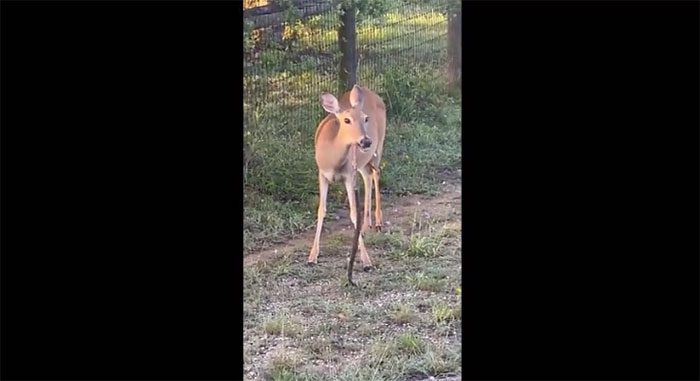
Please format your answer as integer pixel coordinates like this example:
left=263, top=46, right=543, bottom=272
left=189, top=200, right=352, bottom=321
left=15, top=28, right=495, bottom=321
left=244, top=179, right=462, bottom=381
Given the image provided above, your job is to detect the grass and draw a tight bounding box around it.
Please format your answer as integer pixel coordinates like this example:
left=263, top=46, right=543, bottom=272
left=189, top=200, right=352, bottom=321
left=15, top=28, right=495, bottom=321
left=431, top=302, right=456, bottom=324
left=244, top=97, right=460, bottom=254
left=396, top=332, right=426, bottom=355
left=407, top=346, right=461, bottom=379
left=263, top=315, right=300, bottom=337
left=403, top=234, right=442, bottom=258
left=407, top=272, right=446, bottom=292
left=265, top=352, right=302, bottom=381
left=243, top=204, right=462, bottom=380
left=362, top=231, right=404, bottom=248
left=389, top=303, right=417, bottom=325
left=244, top=0, right=459, bottom=255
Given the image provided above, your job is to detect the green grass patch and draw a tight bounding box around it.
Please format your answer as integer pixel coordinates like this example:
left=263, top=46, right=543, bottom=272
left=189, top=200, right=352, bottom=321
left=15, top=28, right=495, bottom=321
left=431, top=302, right=456, bottom=324
left=406, top=346, right=461, bottom=378
left=404, top=235, right=440, bottom=257
left=388, top=303, right=417, bottom=325
left=407, top=272, right=446, bottom=292
left=265, top=352, right=303, bottom=381
left=362, top=231, right=405, bottom=248
left=396, top=332, right=426, bottom=355
left=263, top=315, right=300, bottom=337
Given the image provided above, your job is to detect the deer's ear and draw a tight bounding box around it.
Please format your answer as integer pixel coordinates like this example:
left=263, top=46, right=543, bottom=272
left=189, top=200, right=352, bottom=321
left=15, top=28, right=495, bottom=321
left=320, top=93, right=340, bottom=114
left=349, top=85, right=364, bottom=109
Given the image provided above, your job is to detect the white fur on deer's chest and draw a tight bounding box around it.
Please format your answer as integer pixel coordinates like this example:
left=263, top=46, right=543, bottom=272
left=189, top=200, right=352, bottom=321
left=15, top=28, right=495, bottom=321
left=316, top=143, right=374, bottom=183
left=320, top=162, right=354, bottom=183
left=320, top=170, right=348, bottom=183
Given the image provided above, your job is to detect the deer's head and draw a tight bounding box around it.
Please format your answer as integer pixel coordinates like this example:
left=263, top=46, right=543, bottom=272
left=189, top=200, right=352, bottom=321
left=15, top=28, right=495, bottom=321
left=320, top=85, right=372, bottom=152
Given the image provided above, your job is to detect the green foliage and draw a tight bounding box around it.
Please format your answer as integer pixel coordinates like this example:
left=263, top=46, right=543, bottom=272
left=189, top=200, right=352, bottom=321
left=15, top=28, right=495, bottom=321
left=379, top=65, right=450, bottom=124
left=282, top=19, right=313, bottom=50
left=244, top=18, right=256, bottom=55
left=259, top=49, right=286, bottom=66
left=339, top=0, right=394, bottom=19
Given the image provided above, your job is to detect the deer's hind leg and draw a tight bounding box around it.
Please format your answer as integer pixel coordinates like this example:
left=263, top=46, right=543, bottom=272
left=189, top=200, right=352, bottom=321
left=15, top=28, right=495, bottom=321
left=370, top=164, right=383, bottom=232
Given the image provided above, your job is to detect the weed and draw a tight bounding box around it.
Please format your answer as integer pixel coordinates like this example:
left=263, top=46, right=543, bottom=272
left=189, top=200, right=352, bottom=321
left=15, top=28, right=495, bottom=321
left=255, top=253, right=301, bottom=278
left=293, top=370, right=328, bottom=381
left=389, top=303, right=417, bottom=324
left=336, top=366, right=395, bottom=381
left=355, top=322, right=374, bottom=337
left=263, top=316, right=299, bottom=337
left=368, top=340, right=399, bottom=366
left=323, top=233, right=347, bottom=252
left=333, top=302, right=355, bottom=321
left=363, top=231, right=405, bottom=249
left=440, top=221, right=463, bottom=238
left=431, top=303, right=455, bottom=324
left=244, top=267, right=265, bottom=301
left=244, top=266, right=261, bottom=284
left=314, top=321, right=335, bottom=336
left=307, top=336, right=332, bottom=357
left=244, top=179, right=463, bottom=379
left=407, top=272, right=446, bottom=292
left=265, top=352, right=302, bottom=381
left=403, top=234, right=440, bottom=257
left=407, top=346, right=461, bottom=378
left=396, top=332, right=426, bottom=355
left=380, top=66, right=450, bottom=124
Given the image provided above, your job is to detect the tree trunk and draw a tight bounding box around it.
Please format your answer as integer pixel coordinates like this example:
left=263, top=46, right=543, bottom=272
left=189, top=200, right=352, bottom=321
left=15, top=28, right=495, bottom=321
left=338, top=5, right=357, bottom=93
left=447, top=1, right=462, bottom=92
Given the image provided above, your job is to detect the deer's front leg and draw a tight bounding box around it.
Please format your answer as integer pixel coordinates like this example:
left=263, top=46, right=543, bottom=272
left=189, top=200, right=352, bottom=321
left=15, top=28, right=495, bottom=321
left=308, top=173, right=329, bottom=265
left=344, top=176, right=373, bottom=271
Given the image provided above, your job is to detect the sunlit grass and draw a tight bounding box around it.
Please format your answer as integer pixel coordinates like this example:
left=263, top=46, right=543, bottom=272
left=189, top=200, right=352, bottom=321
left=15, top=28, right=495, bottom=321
left=243, top=0, right=269, bottom=10
left=290, top=6, right=448, bottom=48
left=357, top=11, right=446, bottom=46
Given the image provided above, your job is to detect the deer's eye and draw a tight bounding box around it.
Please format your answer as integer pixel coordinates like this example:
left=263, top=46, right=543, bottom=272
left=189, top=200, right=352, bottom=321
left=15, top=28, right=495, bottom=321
left=364, top=116, right=369, bottom=122
left=344, top=118, right=351, bottom=124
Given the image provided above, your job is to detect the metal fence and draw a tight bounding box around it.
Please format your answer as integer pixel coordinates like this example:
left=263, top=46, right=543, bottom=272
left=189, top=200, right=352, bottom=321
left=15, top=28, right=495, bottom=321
left=243, top=0, right=458, bottom=200
left=244, top=0, right=452, bottom=129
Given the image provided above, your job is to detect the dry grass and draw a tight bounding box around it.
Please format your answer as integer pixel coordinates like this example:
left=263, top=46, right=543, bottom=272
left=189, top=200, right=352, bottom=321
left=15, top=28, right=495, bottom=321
left=243, top=182, right=462, bottom=380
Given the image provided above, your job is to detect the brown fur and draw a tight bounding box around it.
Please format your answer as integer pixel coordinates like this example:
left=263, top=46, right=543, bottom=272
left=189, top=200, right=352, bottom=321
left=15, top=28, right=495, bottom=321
left=308, top=85, right=387, bottom=269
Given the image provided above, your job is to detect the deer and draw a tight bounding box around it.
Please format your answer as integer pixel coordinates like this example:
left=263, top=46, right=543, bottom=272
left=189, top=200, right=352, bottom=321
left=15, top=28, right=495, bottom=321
left=307, top=84, right=387, bottom=271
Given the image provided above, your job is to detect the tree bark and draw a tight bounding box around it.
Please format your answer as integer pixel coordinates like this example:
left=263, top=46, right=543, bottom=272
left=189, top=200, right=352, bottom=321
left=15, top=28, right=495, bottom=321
left=338, top=5, right=357, bottom=93
left=447, top=1, right=462, bottom=91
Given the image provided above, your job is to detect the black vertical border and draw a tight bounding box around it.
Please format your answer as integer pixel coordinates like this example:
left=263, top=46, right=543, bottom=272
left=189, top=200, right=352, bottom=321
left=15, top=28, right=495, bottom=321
left=1, top=1, right=243, bottom=380
left=463, top=1, right=699, bottom=380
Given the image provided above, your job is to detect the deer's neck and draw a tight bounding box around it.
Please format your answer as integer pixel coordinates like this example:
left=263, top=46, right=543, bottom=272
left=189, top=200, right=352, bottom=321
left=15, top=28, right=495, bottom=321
left=315, top=118, right=354, bottom=174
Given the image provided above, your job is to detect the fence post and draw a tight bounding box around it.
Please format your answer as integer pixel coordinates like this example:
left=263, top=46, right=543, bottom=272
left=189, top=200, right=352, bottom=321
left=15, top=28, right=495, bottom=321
left=338, top=3, right=358, bottom=93
left=447, top=0, right=462, bottom=92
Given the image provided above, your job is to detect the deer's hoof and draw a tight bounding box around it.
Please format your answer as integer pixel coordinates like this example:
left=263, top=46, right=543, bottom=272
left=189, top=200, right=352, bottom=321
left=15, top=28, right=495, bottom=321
left=363, top=265, right=374, bottom=272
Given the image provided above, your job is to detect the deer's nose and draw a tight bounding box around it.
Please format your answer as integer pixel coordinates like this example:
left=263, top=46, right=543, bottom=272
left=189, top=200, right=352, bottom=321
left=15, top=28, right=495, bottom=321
left=359, top=137, right=372, bottom=149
